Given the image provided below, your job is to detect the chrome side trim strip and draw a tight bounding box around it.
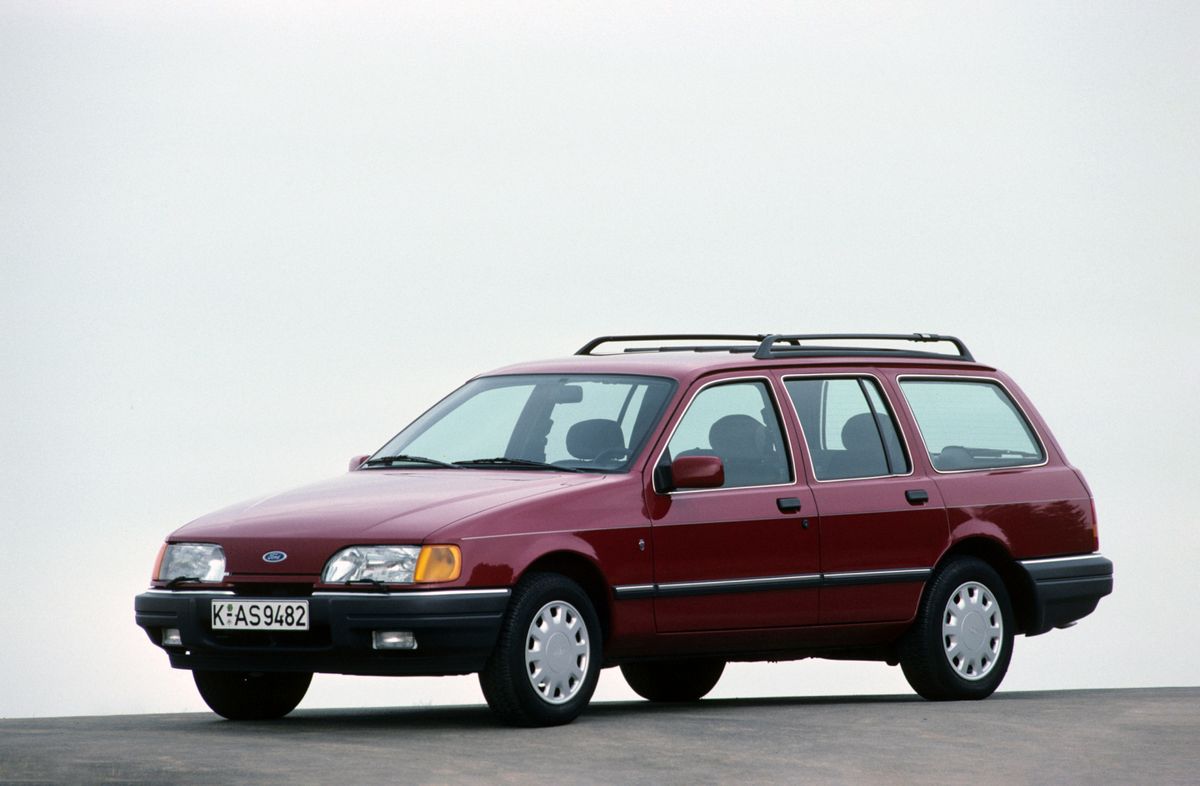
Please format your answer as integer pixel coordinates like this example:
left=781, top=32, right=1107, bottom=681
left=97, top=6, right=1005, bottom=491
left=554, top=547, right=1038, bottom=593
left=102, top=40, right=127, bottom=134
left=613, top=567, right=929, bottom=599
left=145, top=588, right=513, bottom=599
left=144, top=589, right=236, bottom=596
left=821, top=567, right=932, bottom=587
left=311, top=588, right=512, bottom=599
left=611, top=583, right=656, bottom=600
left=658, top=573, right=822, bottom=593
left=617, top=573, right=822, bottom=600
left=1020, top=553, right=1106, bottom=566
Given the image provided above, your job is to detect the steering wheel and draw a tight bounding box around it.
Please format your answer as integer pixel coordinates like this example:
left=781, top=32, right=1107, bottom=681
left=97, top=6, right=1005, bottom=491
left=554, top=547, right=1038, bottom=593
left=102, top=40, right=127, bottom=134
left=590, top=447, right=631, bottom=464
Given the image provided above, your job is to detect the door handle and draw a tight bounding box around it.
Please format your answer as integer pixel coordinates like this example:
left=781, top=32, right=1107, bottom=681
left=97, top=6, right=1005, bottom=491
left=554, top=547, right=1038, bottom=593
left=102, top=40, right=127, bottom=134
left=777, top=497, right=802, bottom=513
left=905, top=489, right=930, bottom=505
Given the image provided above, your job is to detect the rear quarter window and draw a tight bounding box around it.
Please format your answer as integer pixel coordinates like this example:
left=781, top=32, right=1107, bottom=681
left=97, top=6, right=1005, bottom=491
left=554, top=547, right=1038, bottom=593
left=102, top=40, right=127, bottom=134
left=899, top=377, right=1045, bottom=472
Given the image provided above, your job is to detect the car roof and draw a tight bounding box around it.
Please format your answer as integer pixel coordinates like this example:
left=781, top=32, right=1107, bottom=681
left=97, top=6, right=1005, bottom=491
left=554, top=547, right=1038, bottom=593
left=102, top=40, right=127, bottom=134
left=482, top=334, right=996, bottom=384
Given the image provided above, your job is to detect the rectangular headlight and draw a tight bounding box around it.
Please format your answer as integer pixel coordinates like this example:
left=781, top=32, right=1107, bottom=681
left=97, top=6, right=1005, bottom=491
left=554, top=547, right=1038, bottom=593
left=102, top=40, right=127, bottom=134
left=322, top=546, right=421, bottom=584
left=159, top=543, right=226, bottom=583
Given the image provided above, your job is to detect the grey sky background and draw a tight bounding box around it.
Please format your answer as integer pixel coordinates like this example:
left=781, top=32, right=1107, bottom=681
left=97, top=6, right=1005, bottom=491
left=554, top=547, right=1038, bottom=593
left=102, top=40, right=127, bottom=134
left=2, top=2, right=1196, bottom=718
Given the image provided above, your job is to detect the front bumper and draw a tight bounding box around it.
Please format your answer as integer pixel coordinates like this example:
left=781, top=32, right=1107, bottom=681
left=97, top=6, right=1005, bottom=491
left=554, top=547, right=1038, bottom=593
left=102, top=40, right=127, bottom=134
left=134, top=588, right=510, bottom=676
left=1019, top=554, right=1113, bottom=636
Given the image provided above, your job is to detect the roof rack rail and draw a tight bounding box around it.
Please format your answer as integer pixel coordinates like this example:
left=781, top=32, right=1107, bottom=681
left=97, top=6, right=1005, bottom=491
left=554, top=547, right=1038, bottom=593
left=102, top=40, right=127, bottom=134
left=574, top=333, right=974, bottom=362
left=753, top=333, right=974, bottom=362
left=576, top=334, right=773, bottom=356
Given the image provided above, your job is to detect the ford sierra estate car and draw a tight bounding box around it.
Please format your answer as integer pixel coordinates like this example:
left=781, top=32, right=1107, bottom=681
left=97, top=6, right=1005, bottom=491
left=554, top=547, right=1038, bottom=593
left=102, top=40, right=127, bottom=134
left=134, top=333, right=1113, bottom=726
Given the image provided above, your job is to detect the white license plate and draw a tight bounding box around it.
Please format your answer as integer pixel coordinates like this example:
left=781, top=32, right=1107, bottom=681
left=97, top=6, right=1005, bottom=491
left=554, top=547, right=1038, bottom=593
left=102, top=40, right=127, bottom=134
left=211, top=600, right=309, bottom=631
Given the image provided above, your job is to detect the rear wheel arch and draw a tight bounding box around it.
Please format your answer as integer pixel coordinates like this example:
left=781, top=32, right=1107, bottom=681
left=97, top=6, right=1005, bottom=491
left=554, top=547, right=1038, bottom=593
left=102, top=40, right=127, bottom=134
left=934, top=538, right=1036, bottom=635
left=900, top=557, right=1014, bottom=699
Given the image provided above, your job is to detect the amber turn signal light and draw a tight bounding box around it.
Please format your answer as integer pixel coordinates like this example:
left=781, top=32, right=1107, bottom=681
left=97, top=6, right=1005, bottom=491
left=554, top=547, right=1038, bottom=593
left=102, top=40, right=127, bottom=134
left=151, top=542, right=167, bottom=582
left=414, top=545, right=462, bottom=583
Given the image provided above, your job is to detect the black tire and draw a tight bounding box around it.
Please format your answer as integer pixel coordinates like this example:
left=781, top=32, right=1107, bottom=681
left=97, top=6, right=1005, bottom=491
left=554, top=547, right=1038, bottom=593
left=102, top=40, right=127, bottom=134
left=900, top=557, right=1015, bottom=701
left=621, top=659, right=725, bottom=702
left=478, top=573, right=602, bottom=727
left=192, top=670, right=312, bottom=720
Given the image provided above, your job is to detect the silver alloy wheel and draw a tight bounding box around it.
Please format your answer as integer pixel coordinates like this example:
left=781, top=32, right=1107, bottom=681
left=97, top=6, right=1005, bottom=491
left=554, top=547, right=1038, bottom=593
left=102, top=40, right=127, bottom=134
left=942, top=580, right=1003, bottom=681
left=525, top=600, right=591, bottom=705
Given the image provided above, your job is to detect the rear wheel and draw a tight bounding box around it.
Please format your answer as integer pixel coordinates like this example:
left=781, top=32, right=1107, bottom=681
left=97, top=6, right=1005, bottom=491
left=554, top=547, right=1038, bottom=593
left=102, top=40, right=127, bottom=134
left=192, top=671, right=312, bottom=720
left=621, top=659, right=725, bottom=702
left=900, top=557, right=1014, bottom=700
left=479, top=573, right=602, bottom=726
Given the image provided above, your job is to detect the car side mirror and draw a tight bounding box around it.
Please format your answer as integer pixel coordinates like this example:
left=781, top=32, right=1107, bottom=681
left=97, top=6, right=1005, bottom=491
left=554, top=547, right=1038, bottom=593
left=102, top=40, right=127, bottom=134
left=349, top=454, right=371, bottom=471
left=670, top=455, right=725, bottom=490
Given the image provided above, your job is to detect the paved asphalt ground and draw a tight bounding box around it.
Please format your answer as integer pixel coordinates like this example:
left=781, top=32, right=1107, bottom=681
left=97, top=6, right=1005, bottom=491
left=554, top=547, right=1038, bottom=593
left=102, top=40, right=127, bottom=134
left=1, top=688, right=1196, bottom=785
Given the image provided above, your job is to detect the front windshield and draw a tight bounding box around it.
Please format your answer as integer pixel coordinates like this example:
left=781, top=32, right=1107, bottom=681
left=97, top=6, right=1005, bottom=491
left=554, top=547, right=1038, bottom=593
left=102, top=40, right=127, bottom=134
left=369, top=374, right=677, bottom=473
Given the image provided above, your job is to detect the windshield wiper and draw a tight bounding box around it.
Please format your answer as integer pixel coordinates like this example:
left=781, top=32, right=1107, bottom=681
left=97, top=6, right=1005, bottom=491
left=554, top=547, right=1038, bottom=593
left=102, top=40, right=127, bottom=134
left=962, top=448, right=1042, bottom=459
left=453, top=457, right=586, bottom=473
left=344, top=578, right=390, bottom=592
left=363, top=454, right=460, bottom=469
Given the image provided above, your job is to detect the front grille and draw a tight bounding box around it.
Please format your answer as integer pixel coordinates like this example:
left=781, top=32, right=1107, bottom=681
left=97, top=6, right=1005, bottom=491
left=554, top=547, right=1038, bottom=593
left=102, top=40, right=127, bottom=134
left=231, top=583, right=314, bottom=597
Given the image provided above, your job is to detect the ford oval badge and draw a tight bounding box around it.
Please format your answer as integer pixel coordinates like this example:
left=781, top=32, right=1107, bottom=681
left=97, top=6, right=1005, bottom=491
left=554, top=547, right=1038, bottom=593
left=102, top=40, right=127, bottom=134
left=262, top=550, right=288, bottom=563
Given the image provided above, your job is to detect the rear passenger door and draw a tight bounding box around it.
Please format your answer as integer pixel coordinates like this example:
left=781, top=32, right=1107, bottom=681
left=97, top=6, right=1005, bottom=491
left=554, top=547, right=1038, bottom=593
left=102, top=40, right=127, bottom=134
left=782, top=373, right=949, bottom=624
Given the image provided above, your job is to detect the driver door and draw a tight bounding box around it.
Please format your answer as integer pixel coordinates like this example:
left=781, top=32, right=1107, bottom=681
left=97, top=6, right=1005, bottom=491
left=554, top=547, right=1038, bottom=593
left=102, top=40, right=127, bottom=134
left=647, top=375, right=820, bottom=632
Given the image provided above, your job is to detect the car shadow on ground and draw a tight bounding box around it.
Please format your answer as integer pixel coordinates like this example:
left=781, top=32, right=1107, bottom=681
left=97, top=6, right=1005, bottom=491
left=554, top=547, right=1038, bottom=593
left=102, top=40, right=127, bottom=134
left=165, top=692, right=930, bottom=733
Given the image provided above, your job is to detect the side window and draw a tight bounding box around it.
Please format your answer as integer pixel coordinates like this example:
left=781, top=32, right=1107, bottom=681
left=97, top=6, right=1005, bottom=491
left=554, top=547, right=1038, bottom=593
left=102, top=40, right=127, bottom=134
left=664, top=380, right=791, bottom=489
left=899, top=378, right=1045, bottom=471
left=785, top=377, right=910, bottom=480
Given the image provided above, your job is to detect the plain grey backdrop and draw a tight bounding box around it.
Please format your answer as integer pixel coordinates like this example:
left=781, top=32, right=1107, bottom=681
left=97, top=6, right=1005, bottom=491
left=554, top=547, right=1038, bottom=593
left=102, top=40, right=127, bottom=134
left=2, top=2, right=1196, bottom=718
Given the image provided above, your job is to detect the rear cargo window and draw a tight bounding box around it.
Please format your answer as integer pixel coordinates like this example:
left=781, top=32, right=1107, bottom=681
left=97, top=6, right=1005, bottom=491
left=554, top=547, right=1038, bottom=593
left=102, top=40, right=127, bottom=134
left=899, top=378, right=1044, bottom=471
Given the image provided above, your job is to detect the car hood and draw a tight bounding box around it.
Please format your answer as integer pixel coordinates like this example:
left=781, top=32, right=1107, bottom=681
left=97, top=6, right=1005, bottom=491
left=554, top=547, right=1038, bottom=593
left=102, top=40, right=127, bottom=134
left=171, top=469, right=604, bottom=577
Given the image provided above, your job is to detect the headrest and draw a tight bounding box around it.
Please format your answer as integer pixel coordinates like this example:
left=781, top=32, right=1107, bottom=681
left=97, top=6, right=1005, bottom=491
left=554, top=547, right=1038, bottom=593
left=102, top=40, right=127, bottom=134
left=709, top=414, right=767, bottom=458
left=566, top=419, right=625, bottom=460
left=842, top=412, right=887, bottom=452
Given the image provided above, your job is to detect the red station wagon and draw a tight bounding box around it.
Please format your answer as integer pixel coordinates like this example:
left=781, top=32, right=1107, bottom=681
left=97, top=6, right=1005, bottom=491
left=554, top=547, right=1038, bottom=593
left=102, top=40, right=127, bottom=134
left=135, top=333, right=1113, bottom=726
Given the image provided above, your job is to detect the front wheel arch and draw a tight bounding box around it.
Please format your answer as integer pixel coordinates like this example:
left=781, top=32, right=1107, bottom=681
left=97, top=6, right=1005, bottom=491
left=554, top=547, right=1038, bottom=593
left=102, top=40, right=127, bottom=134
left=478, top=571, right=604, bottom=726
left=519, top=550, right=613, bottom=648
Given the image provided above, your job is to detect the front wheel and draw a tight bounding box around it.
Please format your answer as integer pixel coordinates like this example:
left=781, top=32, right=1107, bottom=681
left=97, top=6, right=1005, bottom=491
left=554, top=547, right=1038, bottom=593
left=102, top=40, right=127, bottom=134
left=192, top=670, right=312, bottom=720
left=900, top=557, right=1014, bottom=701
left=479, top=573, right=602, bottom=726
left=621, top=659, right=725, bottom=702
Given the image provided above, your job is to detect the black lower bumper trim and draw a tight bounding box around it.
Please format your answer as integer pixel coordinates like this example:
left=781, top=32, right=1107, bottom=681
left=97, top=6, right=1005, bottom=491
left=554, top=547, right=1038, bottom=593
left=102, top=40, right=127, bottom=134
left=134, top=589, right=510, bottom=676
left=1020, top=554, right=1113, bottom=636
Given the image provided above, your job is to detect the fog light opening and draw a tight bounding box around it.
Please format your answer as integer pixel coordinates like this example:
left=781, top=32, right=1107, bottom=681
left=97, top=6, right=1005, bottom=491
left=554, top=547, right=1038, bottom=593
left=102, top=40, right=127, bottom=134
left=373, top=630, right=418, bottom=650
left=162, top=628, right=182, bottom=647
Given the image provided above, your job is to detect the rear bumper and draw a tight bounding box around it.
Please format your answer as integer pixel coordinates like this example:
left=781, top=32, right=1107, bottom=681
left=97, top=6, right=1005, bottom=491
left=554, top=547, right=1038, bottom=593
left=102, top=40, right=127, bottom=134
left=1019, top=554, right=1113, bottom=636
left=134, top=588, right=510, bottom=676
